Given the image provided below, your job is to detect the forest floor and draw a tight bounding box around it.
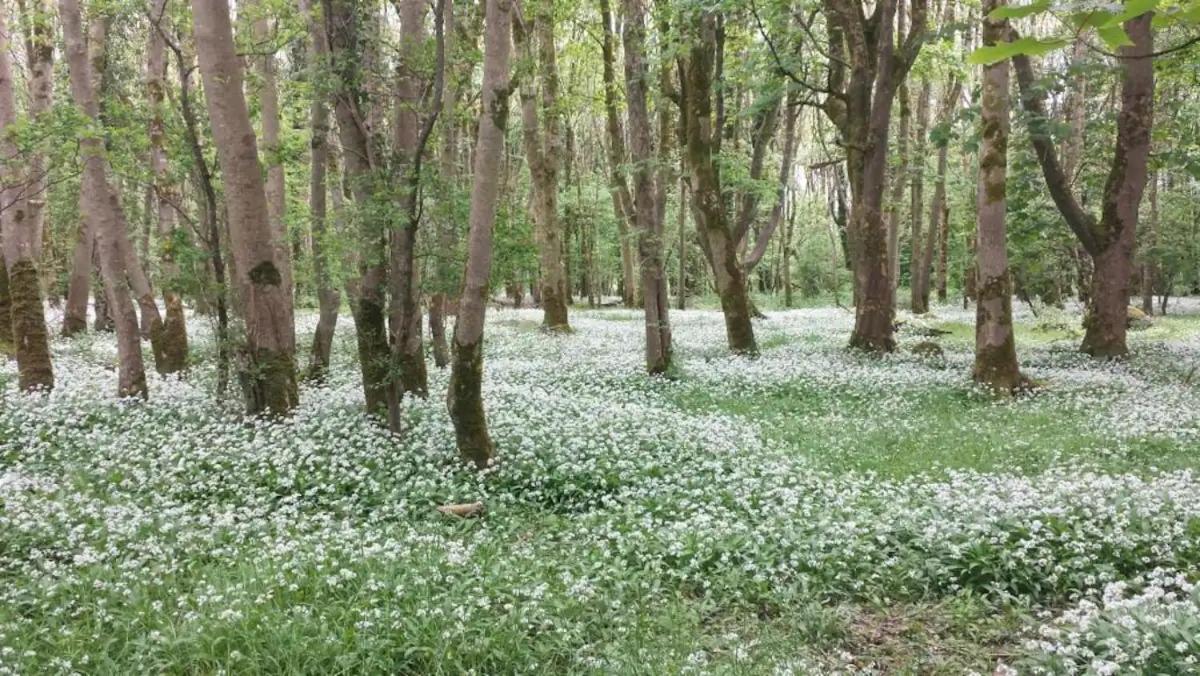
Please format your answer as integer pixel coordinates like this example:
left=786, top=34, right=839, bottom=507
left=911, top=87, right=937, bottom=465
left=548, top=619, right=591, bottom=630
left=3, top=299, right=1200, bottom=674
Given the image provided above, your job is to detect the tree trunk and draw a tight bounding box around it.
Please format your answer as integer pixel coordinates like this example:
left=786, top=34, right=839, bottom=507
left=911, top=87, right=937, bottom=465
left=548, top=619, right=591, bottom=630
left=744, top=88, right=800, bottom=276
left=516, top=7, right=568, bottom=331
left=324, top=0, right=391, bottom=417
left=387, top=0, right=440, bottom=425
left=937, top=204, right=949, bottom=301
left=597, top=0, right=637, bottom=306
left=17, top=0, right=52, bottom=263
left=676, top=177, right=687, bottom=310
left=921, top=80, right=960, bottom=312
left=623, top=0, right=670, bottom=373
left=448, top=0, right=512, bottom=468
left=887, top=81, right=909, bottom=301
left=147, top=0, right=187, bottom=375
left=1140, top=171, right=1157, bottom=315
left=60, top=0, right=146, bottom=398
left=302, top=0, right=339, bottom=380
left=0, top=2, right=53, bottom=390
left=430, top=0, right=463, bottom=369
left=251, top=1, right=293, bottom=302
left=194, top=0, right=298, bottom=414
left=973, top=0, right=1025, bottom=393
left=821, top=0, right=927, bottom=352
left=1012, top=13, right=1153, bottom=359
left=909, top=79, right=931, bottom=313
left=680, top=10, right=756, bottom=354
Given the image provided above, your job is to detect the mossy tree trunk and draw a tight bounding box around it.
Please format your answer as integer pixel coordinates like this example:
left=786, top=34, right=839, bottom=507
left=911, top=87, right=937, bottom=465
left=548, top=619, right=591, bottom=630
left=678, top=10, right=756, bottom=354
left=517, top=3, right=569, bottom=332
left=194, top=0, right=298, bottom=414
left=448, top=0, right=513, bottom=468
left=973, top=0, right=1025, bottom=393
left=1012, top=14, right=1154, bottom=359
left=623, top=0, right=670, bottom=373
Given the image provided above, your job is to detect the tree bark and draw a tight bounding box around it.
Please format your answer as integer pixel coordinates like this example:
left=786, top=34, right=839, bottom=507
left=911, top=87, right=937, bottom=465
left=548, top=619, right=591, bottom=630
left=822, top=0, right=927, bottom=352
left=251, top=0, right=293, bottom=304
left=17, top=0, right=52, bottom=263
left=147, top=0, right=188, bottom=375
left=516, top=4, right=569, bottom=331
left=679, top=10, right=756, bottom=354
left=597, top=0, right=637, bottom=306
left=387, top=0, right=441, bottom=422
left=623, top=0, right=670, bottom=373
left=194, top=0, right=298, bottom=414
left=1012, top=14, right=1154, bottom=358
left=448, top=0, right=513, bottom=468
left=324, top=0, right=391, bottom=417
left=973, top=0, right=1025, bottom=393
left=886, top=80, right=909, bottom=301
left=59, top=0, right=146, bottom=397
left=1140, top=171, right=1157, bottom=315
left=301, top=0, right=339, bottom=380
left=0, top=3, right=53, bottom=390
left=909, top=79, right=931, bottom=313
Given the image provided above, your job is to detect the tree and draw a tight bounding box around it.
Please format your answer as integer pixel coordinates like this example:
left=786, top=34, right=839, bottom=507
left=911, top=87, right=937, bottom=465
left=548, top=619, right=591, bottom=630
left=148, top=0, right=188, bottom=375
left=516, top=0, right=569, bottom=331
left=59, top=0, right=146, bottom=398
left=1010, top=13, right=1154, bottom=358
left=448, top=0, right=514, bottom=468
left=301, top=0, right=339, bottom=380
left=324, top=0, right=392, bottom=417
left=193, top=0, right=298, bottom=414
left=973, top=0, right=1025, bottom=393
left=821, top=0, right=927, bottom=351
left=0, top=0, right=52, bottom=391
left=678, top=10, right=757, bottom=354
left=623, top=0, right=670, bottom=373
left=598, top=0, right=638, bottom=308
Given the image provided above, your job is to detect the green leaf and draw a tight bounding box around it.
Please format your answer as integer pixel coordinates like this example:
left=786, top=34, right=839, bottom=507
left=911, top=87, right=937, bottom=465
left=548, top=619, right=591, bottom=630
left=968, top=37, right=1069, bottom=65
left=988, top=0, right=1050, bottom=20
left=1097, top=24, right=1135, bottom=47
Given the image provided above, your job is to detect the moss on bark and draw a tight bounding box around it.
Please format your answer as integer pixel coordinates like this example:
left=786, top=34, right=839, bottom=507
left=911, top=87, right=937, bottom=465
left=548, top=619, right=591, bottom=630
left=9, top=261, right=55, bottom=391
left=447, top=338, right=493, bottom=469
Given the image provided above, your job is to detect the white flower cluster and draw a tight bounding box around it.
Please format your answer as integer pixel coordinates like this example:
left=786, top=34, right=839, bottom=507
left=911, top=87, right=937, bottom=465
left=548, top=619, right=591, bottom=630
left=1, top=303, right=1198, bottom=673
left=1021, top=569, right=1200, bottom=674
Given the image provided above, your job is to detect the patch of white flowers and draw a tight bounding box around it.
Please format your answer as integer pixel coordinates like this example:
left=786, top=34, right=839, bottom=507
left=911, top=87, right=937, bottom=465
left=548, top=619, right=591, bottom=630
left=1, top=302, right=1198, bottom=673
left=1021, top=569, right=1200, bottom=674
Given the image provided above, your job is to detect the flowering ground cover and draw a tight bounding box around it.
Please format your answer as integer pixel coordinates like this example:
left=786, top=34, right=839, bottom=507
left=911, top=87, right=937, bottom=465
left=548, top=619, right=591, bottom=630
left=3, top=301, right=1199, bottom=674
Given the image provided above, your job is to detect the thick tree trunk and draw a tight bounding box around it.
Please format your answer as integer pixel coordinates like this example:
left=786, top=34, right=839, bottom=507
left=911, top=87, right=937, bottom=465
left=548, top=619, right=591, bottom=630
left=822, top=0, right=926, bottom=352
left=448, top=0, right=512, bottom=468
left=597, top=0, right=637, bottom=306
left=324, top=0, right=391, bottom=416
left=973, top=0, right=1025, bottom=393
left=302, top=0, right=339, bottom=380
left=1012, top=14, right=1153, bottom=358
left=147, top=0, right=187, bottom=375
left=60, top=0, right=146, bottom=397
left=517, top=8, right=569, bottom=331
left=623, top=0, right=670, bottom=373
left=194, top=0, right=298, bottom=414
left=0, top=2, right=53, bottom=390
left=680, top=11, right=756, bottom=354
left=17, top=0, right=52, bottom=263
